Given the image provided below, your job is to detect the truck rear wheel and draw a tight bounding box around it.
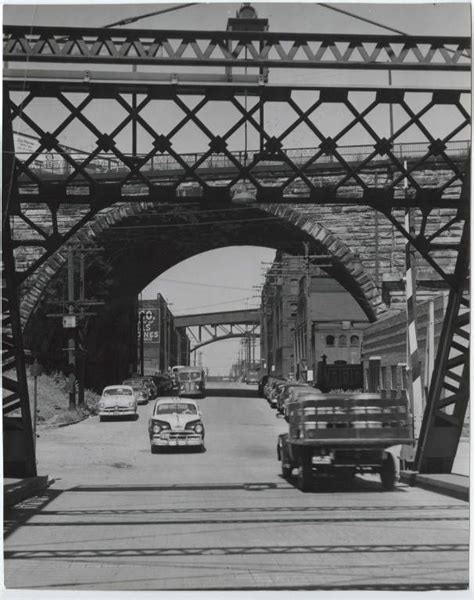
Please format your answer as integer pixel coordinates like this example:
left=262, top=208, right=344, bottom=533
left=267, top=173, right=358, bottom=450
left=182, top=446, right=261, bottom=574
left=296, top=450, right=313, bottom=492
left=380, top=454, right=396, bottom=491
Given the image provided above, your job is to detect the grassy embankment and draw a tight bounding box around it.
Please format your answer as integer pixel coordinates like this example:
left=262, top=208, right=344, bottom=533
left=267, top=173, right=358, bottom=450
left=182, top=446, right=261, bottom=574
left=26, top=372, right=100, bottom=428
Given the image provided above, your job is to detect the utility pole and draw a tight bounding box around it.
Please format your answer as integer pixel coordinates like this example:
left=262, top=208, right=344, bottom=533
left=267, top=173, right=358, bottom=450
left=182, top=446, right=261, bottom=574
left=46, top=246, right=103, bottom=409
left=67, top=248, right=76, bottom=410
left=303, top=242, right=312, bottom=382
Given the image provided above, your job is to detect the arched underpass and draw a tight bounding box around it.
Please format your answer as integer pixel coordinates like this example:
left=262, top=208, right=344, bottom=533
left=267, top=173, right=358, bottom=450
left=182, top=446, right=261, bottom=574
left=22, top=202, right=381, bottom=391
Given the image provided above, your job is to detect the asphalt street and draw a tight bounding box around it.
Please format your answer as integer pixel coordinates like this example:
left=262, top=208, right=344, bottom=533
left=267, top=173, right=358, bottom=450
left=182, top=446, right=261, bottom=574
left=3, top=383, right=469, bottom=591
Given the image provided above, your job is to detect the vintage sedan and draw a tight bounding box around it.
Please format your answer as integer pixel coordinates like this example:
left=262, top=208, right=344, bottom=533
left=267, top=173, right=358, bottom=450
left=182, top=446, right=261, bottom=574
left=98, top=385, right=137, bottom=420
left=148, top=397, right=205, bottom=453
left=123, top=378, right=149, bottom=405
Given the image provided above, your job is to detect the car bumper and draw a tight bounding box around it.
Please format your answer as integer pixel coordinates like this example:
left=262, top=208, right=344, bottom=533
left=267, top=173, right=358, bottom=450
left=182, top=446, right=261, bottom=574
left=151, top=432, right=203, bottom=447
left=98, top=408, right=136, bottom=416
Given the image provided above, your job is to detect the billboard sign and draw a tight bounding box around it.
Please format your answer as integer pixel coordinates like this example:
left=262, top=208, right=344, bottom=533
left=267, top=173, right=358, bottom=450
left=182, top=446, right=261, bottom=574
left=139, top=309, right=160, bottom=343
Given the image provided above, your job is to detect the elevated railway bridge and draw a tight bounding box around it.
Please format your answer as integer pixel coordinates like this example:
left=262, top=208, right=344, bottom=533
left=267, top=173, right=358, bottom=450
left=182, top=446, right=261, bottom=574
left=175, top=309, right=260, bottom=352
left=2, top=19, right=470, bottom=478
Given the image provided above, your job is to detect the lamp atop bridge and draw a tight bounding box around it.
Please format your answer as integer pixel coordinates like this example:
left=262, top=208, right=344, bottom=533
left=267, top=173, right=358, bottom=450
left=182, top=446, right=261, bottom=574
left=227, top=3, right=269, bottom=32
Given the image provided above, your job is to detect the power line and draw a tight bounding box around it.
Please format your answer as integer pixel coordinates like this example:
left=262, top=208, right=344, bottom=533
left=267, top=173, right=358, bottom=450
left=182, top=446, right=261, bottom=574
left=105, top=3, right=198, bottom=28
left=156, top=278, right=254, bottom=291
left=319, top=3, right=407, bottom=36
left=319, top=3, right=470, bottom=59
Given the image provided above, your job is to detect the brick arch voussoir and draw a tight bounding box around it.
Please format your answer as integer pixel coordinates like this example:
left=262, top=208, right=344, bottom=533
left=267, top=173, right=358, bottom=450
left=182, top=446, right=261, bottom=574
left=21, top=200, right=385, bottom=328
left=20, top=201, right=156, bottom=328
left=260, top=203, right=384, bottom=320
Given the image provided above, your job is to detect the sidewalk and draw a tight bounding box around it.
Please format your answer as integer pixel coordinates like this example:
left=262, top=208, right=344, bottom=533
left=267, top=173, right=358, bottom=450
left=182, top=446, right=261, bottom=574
left=4, top=475, right=52, bottom=508
left=400, top=471, right=469, bottom=502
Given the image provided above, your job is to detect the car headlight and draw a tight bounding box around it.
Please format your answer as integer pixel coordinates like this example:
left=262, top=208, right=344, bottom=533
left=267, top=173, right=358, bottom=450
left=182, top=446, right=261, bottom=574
left=98, top=402, right=105, bottom=408
left=128, top=401, right=135, bottom=407
left=153, top=424, right=161, bottom=433
left=180, top=384, right=185, bottom=390
left=186, top=420, right=203, bottom=433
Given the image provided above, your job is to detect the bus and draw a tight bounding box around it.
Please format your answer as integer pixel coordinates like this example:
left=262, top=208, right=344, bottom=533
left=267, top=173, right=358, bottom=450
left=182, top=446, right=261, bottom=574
left=176, top=367, right=206, bottom=399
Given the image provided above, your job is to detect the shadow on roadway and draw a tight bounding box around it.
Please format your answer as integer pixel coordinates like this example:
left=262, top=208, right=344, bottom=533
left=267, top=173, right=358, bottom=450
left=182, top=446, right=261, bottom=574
left=4, top=488, right=63, bottom=540
left=205, top=387, right=258, bottom=398
left=280, top=473, right=410, bottom=494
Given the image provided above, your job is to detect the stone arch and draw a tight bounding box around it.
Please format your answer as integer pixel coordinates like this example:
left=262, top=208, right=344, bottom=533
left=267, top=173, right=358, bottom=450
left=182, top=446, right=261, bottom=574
left=20, top=201, right=384, bottom=327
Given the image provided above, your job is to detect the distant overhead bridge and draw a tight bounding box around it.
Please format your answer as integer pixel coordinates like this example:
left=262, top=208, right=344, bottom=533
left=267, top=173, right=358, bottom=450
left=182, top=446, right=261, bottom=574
left=174, top=309, right=260, bottom=352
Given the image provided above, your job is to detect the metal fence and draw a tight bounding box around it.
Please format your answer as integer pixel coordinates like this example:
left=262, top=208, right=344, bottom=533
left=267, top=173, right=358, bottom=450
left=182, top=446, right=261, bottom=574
left=16, top=139, right=470, bottom=177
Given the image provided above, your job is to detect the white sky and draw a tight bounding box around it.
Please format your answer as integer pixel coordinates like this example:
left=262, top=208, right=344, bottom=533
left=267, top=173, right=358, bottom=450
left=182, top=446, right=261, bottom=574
left=4, top=1, right=471, bottom=375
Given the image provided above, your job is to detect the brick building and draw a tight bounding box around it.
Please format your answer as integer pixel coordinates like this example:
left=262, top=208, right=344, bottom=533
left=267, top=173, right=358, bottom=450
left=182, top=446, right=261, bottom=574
left=138, top=295, right=190, bottom=375
left=294, top=274, right=370, bottom=381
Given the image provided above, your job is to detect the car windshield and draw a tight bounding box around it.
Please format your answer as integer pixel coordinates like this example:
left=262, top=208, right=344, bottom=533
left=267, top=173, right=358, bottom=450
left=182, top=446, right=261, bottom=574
left=103, top=387, right=132, bottom=396
left=123, top=380, right=144, bottom=388
left=178, top=371, right=201, bottom=381
left=155, top=403, right=197, bottom=415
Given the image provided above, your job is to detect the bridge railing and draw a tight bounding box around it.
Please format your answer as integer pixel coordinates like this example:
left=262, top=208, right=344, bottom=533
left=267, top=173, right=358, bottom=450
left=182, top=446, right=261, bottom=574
left=15, top=139, right=470, bottom=177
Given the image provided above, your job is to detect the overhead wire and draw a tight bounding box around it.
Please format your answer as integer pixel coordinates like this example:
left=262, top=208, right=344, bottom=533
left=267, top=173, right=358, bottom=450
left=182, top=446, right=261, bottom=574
left=319, top=3, right=470, bottom=59
left=105, top=3, right=198, bottom=28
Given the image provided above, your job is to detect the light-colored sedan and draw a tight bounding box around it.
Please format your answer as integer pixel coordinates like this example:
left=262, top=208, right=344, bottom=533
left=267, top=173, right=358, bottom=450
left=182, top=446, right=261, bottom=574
left=98, top=385, right=137, bottom=421
left=148, top=397, right=205, bottom=453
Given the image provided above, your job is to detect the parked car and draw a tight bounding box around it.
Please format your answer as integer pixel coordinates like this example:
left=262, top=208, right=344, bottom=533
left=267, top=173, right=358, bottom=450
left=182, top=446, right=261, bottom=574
left=153, top=373, right=175, bottom=396
left=122, top=378, right=149, bottom=405
left=98, top=385, right=137, bottom=420
left=148, top=397, right=205, bottom=453
left=277, top=382, right=311, bottom=415
left=143, top=377, right=158, bottom=400
left=258, top=375, right=269, bottom=397
left=245, top=370, right=259, bottom=385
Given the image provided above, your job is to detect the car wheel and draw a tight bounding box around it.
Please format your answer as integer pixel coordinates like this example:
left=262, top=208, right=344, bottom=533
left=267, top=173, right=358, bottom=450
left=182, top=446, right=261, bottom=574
left=151, top=446, right=158, bottom=454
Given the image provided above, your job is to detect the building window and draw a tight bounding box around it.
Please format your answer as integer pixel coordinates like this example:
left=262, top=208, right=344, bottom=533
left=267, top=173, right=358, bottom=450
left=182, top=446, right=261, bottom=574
left=391, top=365, right=398, bottom=390
left=326, top=335, right=335, bottom=346
left=290, top=279, right=298, bottom=294
left=381, top=366, right=388, bottom=389
left=350, top=335, right=360, bottom=346
left=338, top=335, right=347, bottom=347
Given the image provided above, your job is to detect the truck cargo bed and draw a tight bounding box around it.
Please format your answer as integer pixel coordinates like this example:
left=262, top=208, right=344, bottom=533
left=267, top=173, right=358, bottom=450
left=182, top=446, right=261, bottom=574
left=287, top=391, right=414, bottom=449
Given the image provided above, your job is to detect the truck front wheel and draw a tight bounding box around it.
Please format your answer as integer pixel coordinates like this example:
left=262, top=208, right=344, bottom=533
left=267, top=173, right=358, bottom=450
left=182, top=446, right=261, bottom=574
left=296, top=450, right=313, bottom=492
left=380, top=454, right=396, bottom=491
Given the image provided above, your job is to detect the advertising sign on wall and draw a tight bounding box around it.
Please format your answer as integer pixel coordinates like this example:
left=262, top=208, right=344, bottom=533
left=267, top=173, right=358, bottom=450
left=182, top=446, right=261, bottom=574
left=139, top=310, right=160, bottom=343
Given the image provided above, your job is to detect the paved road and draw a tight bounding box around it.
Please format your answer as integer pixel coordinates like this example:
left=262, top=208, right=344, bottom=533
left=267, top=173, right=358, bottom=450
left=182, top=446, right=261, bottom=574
left=4, top=383, right=469, bottom=591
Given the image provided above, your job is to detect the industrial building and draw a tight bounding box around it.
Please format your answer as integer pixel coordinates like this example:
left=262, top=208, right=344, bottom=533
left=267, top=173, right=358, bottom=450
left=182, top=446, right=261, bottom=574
left=138, top=295, right=190, bottom=375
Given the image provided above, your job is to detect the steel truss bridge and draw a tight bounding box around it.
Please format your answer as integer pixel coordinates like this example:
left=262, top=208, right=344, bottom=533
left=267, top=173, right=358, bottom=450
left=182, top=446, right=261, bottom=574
left=2, top=21, right=470, bottom=477
left=175, top=309, right=260, bottom=352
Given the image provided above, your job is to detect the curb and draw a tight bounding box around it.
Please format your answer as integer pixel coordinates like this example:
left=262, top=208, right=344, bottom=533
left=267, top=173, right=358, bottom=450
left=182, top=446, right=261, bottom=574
left=400, top=471, right=469, bottom=502
left=4, top=475, right=54, bottom=508
left=57, top=412, right=92, bottom=428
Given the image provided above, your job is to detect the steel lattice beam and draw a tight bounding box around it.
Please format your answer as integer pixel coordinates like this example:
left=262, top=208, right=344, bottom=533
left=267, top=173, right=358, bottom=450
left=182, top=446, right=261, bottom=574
left=3, top=26, right=471, bottom=71
left=414, top=219, right=470, bottom=473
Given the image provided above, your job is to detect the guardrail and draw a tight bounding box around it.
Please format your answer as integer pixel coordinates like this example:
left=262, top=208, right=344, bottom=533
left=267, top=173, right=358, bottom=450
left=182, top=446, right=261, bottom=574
left=16, top=139, right=470, bottom=177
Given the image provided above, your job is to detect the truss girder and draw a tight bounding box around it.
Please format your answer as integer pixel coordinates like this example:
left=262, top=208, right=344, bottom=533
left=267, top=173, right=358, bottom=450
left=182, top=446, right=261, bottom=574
left=414, top=220, right=469, bottom=474
left=3, top=26, right=471, bottom=71
left=5, top=78, right=470, bottom=291
left=186, top=322, right=260, bottom=352
left=2, top=92, right=37, bottom=476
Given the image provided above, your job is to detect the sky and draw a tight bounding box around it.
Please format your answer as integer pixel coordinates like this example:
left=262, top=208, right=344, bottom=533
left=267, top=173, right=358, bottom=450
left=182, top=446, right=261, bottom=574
left=4, top=1, right=471, bottom=375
